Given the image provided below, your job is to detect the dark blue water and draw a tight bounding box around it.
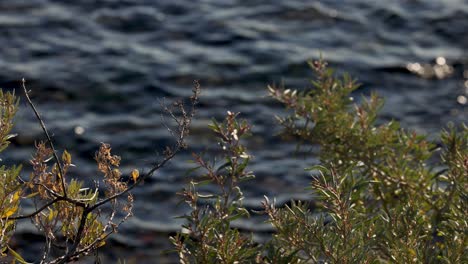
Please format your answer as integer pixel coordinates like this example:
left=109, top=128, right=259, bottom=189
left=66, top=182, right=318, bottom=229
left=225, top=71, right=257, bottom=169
left=0, top=0, right=467, bottom=262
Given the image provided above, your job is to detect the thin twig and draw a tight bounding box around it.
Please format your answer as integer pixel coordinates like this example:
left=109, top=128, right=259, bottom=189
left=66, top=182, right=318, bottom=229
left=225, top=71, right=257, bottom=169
left=54, top=209, right=89, bottom=264
left=21, top=79, right=68, bottom=198
left=31, top=182, right=86, bottom=208
left=90, top=82, right=199, bottom=211
left=40, top=236, right=52, bottom=264
left=6, top=199, right=58, bottom=220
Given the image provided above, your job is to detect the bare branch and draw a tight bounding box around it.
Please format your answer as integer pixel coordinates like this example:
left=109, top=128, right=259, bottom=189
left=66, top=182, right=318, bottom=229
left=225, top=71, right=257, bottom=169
left=89, top=82, right=199, bottom=212
left=21, top=79, right=68, bottom=198
left=8, top=80, right=200, bottom=263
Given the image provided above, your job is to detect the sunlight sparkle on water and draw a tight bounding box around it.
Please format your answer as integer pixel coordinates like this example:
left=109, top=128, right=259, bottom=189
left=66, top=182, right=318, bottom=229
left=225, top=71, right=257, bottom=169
left=457, top=95, right=467, bottom=105
left=436, top=56, right=446, bottom=65
left=74, top=126, right=85, bottom=135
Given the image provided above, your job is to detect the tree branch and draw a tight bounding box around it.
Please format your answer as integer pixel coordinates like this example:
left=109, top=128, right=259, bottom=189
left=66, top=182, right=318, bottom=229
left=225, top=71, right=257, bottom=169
left=6, top=198, right=58, bottom=220
left=21, top=79, right=68, bottom=198
left=90, top=81, right=199, bottom=211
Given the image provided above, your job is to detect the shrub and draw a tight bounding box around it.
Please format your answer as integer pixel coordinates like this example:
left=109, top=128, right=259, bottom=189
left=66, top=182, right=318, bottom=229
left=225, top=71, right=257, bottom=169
left=0, top=81, right=199, bottom=263
left=171, top=111, right=259, bottom=263
left=174, top=59, right=467, bottom=263
left=0, top=60, right=465, bottom=263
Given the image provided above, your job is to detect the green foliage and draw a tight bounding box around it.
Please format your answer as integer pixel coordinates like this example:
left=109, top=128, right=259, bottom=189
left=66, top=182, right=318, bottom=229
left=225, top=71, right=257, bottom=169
left=266, top=59, right=467, bottom=263
left=0, top=90, right=19, bottom=153
left=171, top=111, right=260, bottom=263
left=175, top=60, right=467, bottom=263
left=0, top=90, right=21, bottom=256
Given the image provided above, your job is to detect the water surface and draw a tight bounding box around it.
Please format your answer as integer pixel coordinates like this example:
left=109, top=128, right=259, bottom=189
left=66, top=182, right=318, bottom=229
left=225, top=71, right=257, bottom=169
left=0, top=0, right=466, bottom=262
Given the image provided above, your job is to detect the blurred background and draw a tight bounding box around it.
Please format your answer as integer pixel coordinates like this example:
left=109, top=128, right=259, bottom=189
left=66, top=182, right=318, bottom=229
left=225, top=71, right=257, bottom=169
left=0, top=0, right=466, bottom=263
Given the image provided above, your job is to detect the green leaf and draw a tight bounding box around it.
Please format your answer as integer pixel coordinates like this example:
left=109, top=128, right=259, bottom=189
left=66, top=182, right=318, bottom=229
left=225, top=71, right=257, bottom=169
left=62, top=150, right=72, bottom=165
left=305, top=165, right=329, bottom=173
left=24, top=192, right=39, bottom=199
left=7, top=246, right=31, bottom=264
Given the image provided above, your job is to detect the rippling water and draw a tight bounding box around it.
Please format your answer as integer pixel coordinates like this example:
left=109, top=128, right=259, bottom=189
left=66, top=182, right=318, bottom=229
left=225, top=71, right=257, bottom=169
left=0, top=0, right=467, bottom=262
